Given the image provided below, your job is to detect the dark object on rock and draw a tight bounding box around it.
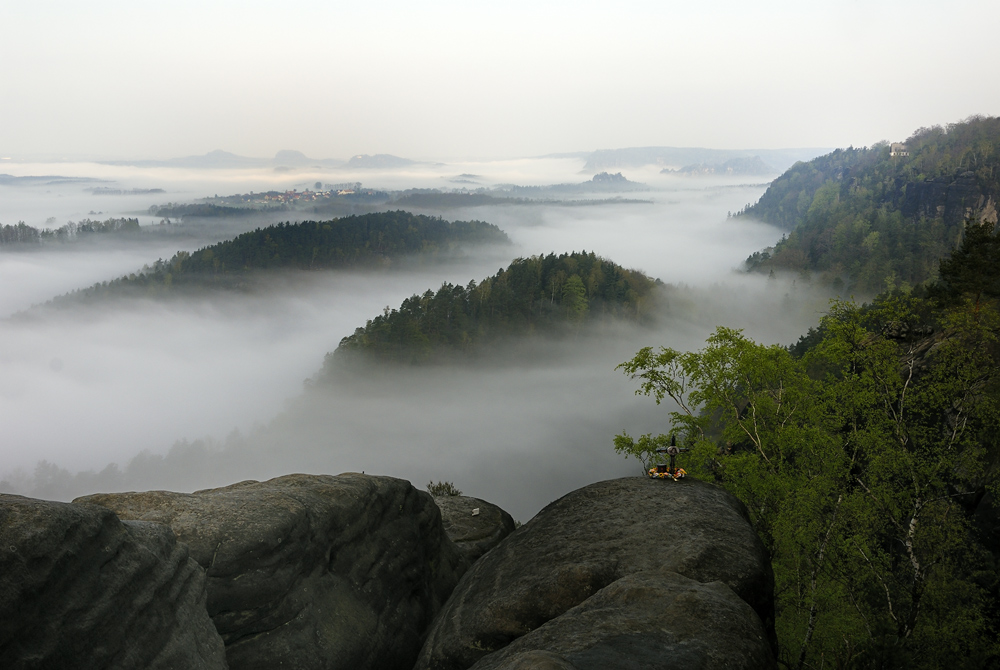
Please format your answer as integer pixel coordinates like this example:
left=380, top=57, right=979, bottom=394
left=78, top=473, right=467, bottom=670
left=415, top=477, right=775, bottom=670
left=435, top=494, right=516, bottom=563
left=0, top=494, right=226, bottom=670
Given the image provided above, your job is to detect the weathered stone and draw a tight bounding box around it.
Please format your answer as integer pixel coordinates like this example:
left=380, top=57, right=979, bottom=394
left=470, top=572, right=774, bottom=670
left=78, top=473, right=467, bottom=670
left=0, top=494, right=226, bottom=670
left=435, top=495, right=516, bottom=563
left=415, top=477, right=775, bottom=670
left=901, top=170, right=985, bottom=227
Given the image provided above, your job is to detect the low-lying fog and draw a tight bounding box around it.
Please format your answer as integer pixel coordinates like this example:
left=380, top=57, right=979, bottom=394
left=1, top=158, right=834, bottom=521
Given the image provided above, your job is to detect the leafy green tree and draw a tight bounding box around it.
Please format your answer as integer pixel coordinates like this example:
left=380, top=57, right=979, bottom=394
left=616, top=291, right=1000, bottom=668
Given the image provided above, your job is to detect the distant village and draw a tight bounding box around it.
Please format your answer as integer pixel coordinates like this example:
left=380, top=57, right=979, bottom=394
left=210, top=183, right=387, bottom=208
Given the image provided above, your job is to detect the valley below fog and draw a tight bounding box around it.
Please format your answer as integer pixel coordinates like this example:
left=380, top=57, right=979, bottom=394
left=0, top=158, right=833, bottom=521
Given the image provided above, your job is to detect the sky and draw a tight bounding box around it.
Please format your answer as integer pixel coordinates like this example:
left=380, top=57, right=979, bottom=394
left=2, top=0, right=998, bottom=161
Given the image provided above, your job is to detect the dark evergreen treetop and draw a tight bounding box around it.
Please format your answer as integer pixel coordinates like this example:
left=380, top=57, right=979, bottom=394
left=325, top=251, right=658, bottom=370
left=739, top=116, right=1000, bottom=293
left=163, top=211, right=507, bottom=275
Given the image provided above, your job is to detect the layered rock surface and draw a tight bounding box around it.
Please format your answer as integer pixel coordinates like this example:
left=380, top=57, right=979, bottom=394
left=434, top=494, right=516, bottom=564
left=79, top=473, right=468, bottom=670
left=414, top=477, right=776, bottom=670
left=0, top=494, right=226, bottom=670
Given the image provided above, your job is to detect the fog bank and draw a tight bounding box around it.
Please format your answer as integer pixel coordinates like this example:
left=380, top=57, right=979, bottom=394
left=1, top=158, right=834, bottom=520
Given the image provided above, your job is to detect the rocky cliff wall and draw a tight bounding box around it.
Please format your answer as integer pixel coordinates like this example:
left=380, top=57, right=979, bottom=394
left=79, top=473, right=467, bottom=670
left=0, top=494, right=227, bottom=670
left=1, top=473, right=777, bottom=670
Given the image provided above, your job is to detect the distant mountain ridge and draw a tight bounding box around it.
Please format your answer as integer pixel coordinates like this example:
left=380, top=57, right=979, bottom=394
left=663, top=155, right=776, bottom=177
left=101, top=149, right=346, bottom=169
left=96, top=146, right=827, bottom=174
left=582, top=147, right=827, bottom=174
left=102, top=150, right=427, bottom=170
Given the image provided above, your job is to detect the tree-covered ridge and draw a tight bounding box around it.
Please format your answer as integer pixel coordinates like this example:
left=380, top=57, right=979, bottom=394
left=325, top=251, right=657, bottom=369
left=739, top=116, right=1000, bottom=293
left=0, top=218, right=140, bottom=247
left=616, top=222, right=1000, bottom=669
left=161, top=211, right=507, bottom=275
left=46, top=212, right=509, bottom=304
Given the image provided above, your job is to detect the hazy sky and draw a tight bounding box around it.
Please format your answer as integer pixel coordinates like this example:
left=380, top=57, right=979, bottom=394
left=2, top=0, right=998, bottom=161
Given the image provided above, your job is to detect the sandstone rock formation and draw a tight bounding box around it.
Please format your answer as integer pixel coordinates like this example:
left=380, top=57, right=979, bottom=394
left=434, top=494, right=516, bottom=563
left=79, top=473, right=467, bottom=670
left=469, top=572, right=774, bottom=670
left=414, top=477, right=776, bottom=670
left=0, top=494, right=226, bottom=670
left=901, top=170, right=988, bottom=227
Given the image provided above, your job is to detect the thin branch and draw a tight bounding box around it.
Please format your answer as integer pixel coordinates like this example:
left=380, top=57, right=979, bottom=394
left=853, top=539, right=897, bottom=624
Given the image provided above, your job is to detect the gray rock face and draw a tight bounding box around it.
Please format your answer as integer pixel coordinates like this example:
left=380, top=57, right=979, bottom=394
left=0, top=494, right=226, bottom=670
left=901, top=170, right=985, bottom=227
left=435, top=495, right=516, bottom=563
left=78, top=473, right=467, bottom=670
left=470, top=572, right=774, bottom=670
left=415, top=477, right=776, bottom=670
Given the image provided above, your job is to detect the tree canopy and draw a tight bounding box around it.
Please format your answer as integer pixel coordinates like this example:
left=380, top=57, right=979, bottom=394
left=617, top=221, right=1000, bottom=669
left=325, top=251, right=657, bottom=370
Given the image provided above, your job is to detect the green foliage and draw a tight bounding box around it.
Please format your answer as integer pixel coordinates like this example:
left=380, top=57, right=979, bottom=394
left=326, top=251, right=656, bottom=369
left=427, top=480, right=462, bottom=497
left=616, top=229, right=1000, bottom=669
left=49, top=211, right=509, bottom=303
left=933, top=219, right=1000, bottom=309
left=740, top=116, right=1000, bottom=294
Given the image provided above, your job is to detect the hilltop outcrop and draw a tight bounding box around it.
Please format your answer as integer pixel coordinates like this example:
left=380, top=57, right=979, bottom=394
left=414, top=477, right=776, bottom=670
left=434, top=494, right=517, bottom=563
left=1, top=474, right=777, bottom=669
left=0, top=494, right=226, bottom=670
left=79, top=473, right=467, bottom=670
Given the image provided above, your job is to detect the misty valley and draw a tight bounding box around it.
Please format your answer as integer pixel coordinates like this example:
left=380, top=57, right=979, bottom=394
left=1, top=156, right=820, bottom=522
left=4, top=118, right=1000, bottom=669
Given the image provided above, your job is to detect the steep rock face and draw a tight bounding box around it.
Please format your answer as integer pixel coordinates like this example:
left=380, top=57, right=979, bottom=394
left=415, top=477, right=775, bottom=670
left=901, top=171, right=985, bottom=227
left=78, top=473, right=467, bottom=670
left=0, top=494, right=226, bottom=670
left=435, top=495, right=516, bottom=563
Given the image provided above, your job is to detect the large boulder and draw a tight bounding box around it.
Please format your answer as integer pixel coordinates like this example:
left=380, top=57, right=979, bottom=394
left=0, top=494, right=226, bottom=670
left=434, top=495, right=516, bottom=563
left=469, top=572, right=774, bottom=670
left=78, top=473, right=467, bottom=670
left=415, top=477, right=776, bottom=670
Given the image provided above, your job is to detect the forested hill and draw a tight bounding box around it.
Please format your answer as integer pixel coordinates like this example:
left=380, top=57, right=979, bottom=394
left=739, top=116, right=1000, bottom=293
left=45, top=212, right=509, bottom=305
left=323, top=251, right=658, bottom=371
